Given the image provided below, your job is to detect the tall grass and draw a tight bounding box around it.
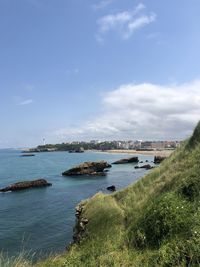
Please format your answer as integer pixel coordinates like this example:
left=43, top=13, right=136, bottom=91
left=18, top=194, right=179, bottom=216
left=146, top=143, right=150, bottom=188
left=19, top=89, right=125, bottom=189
left=0, top=252, right=31, bottom=267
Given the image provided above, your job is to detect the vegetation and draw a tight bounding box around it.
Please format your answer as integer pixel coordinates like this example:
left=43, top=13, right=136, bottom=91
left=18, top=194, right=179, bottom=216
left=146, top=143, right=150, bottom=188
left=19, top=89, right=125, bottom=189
left=31, top=141, right=120, bottom=152
left=4, top=122, right=200, bottom=266
left=0, top=252, right=30, bottom=267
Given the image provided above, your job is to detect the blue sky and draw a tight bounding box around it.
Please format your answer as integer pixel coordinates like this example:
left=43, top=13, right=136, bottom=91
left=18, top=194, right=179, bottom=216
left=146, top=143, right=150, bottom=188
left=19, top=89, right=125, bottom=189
left=1, top=0, right=200, bottom=148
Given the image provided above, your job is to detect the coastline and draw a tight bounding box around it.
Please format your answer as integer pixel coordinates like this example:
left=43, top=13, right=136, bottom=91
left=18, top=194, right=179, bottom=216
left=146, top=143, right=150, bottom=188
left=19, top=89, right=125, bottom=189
left=1, top=149, right=150, bottom=259
left=0, top=147, right=177, bottom=264
left=22, top=148, right=174, bottom=158
left=93, top=149, right=173, bottom=157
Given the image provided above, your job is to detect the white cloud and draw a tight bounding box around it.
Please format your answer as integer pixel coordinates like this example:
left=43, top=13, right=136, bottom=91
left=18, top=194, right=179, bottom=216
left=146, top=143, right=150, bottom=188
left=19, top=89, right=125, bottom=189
left=96, top=3, right=156, bottom=41
left=51, top=80, right=200, bottom=141
left=18, top=99, right=33, bottom=105
left=125, top=13, right=156, bottom=39
left=92, top=0, right=114, bottom=10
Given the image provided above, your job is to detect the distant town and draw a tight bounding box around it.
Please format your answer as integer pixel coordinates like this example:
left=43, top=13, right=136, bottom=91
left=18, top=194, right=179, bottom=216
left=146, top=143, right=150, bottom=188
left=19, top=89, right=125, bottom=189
left=25, top=139, right=182, bottom=153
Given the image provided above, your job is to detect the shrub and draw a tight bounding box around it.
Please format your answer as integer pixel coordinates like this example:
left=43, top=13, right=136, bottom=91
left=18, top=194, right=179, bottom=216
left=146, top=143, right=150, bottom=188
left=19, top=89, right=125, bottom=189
left=158, top=234, right=200, bottom=267
left=180, top=175, right=200, bottom=201
left=131, top=193, right=191, bottom=248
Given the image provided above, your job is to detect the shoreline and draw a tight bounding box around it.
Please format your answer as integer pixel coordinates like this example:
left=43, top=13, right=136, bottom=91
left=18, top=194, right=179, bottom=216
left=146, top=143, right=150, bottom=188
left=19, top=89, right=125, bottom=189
left=0, top=147, right=172, bottom=262
left=20, top=149, right=173, bottom=157
left=93, top=149, right=173, bottom=157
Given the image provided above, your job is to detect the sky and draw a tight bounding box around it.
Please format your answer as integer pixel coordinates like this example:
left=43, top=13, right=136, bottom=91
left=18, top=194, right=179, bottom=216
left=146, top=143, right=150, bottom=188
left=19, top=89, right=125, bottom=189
left=1, top=0, right=200, bottom=148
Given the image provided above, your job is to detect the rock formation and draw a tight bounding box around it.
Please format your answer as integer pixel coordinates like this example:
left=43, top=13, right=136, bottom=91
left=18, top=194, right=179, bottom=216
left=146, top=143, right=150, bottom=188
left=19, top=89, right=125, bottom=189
left=107, top=185, right=116, bottom=192
left=0, top=179, right=52, bottom=192
left=68, top=147, right=84, bottom=153
left=62, top=161, right=112, bottom=176
left=154, top=156, right=167, bottom=164
left=135, top=164, right=154, bottom=170
left=73, top=203, right=88, bottom=243
left=112, top=157, right=139, bottom=164
left=20, top=154, right=35, bottom=157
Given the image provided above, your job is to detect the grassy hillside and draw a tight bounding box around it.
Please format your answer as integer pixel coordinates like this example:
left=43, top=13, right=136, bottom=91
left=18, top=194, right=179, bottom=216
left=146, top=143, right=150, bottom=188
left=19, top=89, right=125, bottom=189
left=3, top=122, right=200, bottom=267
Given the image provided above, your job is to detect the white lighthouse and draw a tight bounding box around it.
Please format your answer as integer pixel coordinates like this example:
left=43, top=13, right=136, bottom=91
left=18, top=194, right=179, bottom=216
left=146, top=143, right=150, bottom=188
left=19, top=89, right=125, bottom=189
left=43, top=138, right=46, bottom=146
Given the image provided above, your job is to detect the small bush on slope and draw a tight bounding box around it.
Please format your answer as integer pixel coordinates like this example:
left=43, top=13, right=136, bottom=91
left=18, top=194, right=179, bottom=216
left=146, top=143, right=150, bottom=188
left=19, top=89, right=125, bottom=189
left=131, top=193, right=192, bottom=248
left=180, top=173, right=200, bottom=201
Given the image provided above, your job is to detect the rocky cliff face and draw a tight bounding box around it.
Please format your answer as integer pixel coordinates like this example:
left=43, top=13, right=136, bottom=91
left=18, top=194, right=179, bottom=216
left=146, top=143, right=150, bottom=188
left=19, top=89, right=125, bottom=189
left=73, top=203, right=89, bottom=244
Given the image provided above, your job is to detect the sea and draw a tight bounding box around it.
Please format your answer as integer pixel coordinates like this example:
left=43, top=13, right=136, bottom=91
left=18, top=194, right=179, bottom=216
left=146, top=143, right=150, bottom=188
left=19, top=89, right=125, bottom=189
left=0, top=149, right=153, bottom=261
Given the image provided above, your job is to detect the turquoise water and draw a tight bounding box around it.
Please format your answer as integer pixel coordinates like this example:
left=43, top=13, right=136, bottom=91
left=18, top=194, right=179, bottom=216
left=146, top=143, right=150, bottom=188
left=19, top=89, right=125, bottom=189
left=0, top=149, right=153, bottom=260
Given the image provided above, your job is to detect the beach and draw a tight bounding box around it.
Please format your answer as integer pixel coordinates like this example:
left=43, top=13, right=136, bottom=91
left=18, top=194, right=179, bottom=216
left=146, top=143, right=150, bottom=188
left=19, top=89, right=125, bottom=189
left=99, top=149, right=173, bottom=157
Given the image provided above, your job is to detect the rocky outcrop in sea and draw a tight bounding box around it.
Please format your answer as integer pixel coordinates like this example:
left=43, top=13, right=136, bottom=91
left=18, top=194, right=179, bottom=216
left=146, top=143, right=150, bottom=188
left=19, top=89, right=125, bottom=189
left=0, top=179, right=52, bottom=192
left=107, top=185, right=116, bottom=192
left=154, top=156, right=167, bottom=164
left=62, top=161, right=112, bottom=176
left=112, top=157, right=139, bottom=164
left=135, top=164, right=154, bottom=170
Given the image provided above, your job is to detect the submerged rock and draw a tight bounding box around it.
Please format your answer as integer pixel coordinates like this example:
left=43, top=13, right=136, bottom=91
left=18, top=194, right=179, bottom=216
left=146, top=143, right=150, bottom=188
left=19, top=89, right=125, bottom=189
left=62, top=161, right=112, bottom=176
left=112, top=157, right=139, bottom=164
left=140, top=164, right=154, bottom=170
left=135, top=164, right=154, bottom=170
left=154, top=156, right=166, bottom=164
left=107, top=185, right=116, bottom=192
left=0, top=179, right=52, bottom=192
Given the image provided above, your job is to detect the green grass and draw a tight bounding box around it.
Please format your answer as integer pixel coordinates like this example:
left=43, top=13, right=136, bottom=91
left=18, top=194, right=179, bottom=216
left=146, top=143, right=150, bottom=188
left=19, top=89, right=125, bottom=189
left=0, top=252, right=31, bottom=267
left=4, top=122, right=200, bottom=266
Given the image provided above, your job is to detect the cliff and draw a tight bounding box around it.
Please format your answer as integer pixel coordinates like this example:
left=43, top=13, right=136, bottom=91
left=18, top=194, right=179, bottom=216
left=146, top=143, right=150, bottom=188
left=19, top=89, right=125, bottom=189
left=6, top=122, right=200, bottom=267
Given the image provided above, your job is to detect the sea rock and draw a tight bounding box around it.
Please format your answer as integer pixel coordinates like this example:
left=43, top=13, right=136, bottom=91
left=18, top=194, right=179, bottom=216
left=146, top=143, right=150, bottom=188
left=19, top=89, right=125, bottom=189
left=140, top=164, right=154, bottom=170
left=112, top=157, right=139, bottom=164
left=62, top=161, right=112, bottom=176
left=0, top=179, right=52, bottom=192
left=68, top=148, right=84, bottom=153
left=20, top=154, right=35, bottom=157
left=135, top=164, right=154, bottom=170
left=107, top=185, right=116, bottom=192
left=154, top=156, right=166, bottom=164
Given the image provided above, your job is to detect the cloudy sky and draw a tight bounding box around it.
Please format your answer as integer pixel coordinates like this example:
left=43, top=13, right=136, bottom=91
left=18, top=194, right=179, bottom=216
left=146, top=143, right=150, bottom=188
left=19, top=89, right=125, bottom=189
left=0, top=0, right=200, bottom=148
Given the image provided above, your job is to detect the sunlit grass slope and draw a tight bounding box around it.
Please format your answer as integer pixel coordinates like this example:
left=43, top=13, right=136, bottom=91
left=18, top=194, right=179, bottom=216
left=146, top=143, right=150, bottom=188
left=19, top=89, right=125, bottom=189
left=4, top=122, right=200, bottom=267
